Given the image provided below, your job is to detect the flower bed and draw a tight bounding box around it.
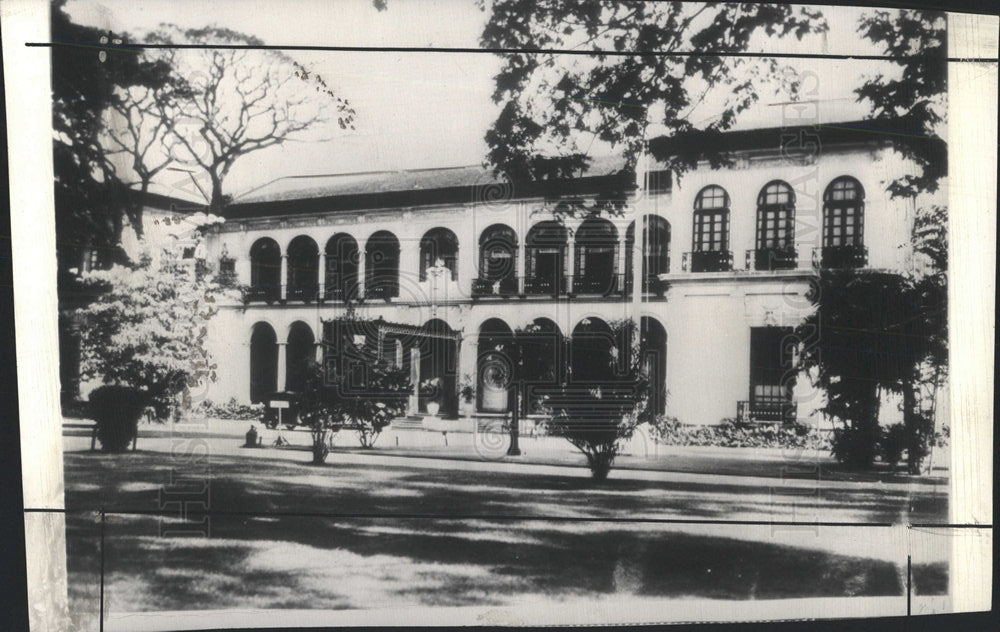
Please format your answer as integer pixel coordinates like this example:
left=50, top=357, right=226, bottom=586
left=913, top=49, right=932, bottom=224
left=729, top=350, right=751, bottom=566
left=648, top=416, right=832, bottom=451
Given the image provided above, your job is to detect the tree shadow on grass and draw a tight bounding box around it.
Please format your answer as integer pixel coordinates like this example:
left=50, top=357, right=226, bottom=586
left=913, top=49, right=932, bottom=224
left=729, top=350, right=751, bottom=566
left=88, top=510, right=906, bottom=613
left=63, top=451, right=946, bottom=525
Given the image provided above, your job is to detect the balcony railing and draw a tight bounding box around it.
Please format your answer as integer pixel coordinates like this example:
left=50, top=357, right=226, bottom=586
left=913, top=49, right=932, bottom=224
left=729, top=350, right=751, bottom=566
left=572, top=272, right=625, bottom=296
left=682, top=250, right=734, bottom=273
left=286, top=285, right=319, bottom=303
left=746, top=246, right=797, bottom=271
left=812, top=245, right=868, bottom=270
left=523, top=275, right=569, bottom=296
left=243, top=285, right=281, bottom=304
left=737, top=399, right=798, bottom=425
left=472, top=276, right=519, bottom=297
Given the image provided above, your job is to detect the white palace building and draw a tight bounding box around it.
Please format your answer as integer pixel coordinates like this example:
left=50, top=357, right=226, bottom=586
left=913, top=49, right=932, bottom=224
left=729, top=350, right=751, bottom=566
left=185, top=120, right=923, bottom=428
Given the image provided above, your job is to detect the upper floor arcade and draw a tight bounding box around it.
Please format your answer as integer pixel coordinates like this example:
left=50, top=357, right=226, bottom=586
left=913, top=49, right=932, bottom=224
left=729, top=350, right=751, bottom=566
left=200, top=120, right=925, bottom=307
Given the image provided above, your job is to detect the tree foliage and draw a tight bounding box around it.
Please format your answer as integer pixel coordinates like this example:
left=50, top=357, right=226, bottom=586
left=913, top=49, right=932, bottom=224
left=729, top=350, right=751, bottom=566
left=800, top=9, right=948, bottom=473
left=51, top=0, right=174, bottom=273
left=481, top=1, right=827, bottom=182
left=298, top=346, right=411, bottom=459
left=76, top=238, right=226, bottom=420
left=142, top=26, right=356, bottom=209
left=536, top=319, right=650, bottom=480
left=855, top=9, right=947, bottom=198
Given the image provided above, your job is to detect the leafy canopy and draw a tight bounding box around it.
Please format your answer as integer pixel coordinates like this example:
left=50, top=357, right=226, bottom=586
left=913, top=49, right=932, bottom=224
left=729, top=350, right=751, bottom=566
left=481, top=1, right=827, bottom=181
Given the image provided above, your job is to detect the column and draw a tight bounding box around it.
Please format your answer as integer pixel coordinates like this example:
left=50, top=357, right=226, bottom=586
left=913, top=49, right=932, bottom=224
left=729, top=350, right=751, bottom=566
left=459, top=337, right=477, bottom=415
left=318, top=251, right=327, bottom=299
left=276, top=342, right=287, bottom=391
left=567, top=240, right=576, bottom=293
left=632, top=217, right=644, bottom=308
left=516, top=239, right=526, bottom=294
left=617, top=231, right=629, bottom=294
left=279, top=255, right=288, bottom=301
left=408, top=347, right=420, bottom=414
left=356, top=248, right=366, bottom=299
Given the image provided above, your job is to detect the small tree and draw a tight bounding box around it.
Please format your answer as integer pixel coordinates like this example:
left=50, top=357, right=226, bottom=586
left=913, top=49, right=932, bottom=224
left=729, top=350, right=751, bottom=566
left=537, top=320, right=649, bottom=480
left=298, top=348, right=410, bottom=461
left=77, top=238, right=225, bottom=421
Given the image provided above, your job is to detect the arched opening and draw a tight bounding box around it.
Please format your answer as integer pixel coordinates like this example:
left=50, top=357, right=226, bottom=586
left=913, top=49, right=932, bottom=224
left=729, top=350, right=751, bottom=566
left=570, top=317, right=617, bottom=384
left=525, top=221, right=567, bottom=295
left=286, top=321, right=315, bottom=393
left=626, top=215, right=671, bottom=294
left=419, top=227, right=459, bottom=281
left=249, top=238, right=281, bottom=302
left=821, top=176, right=867, bottom=268
left=574, top=218, right=619, bottom=294
left=754, top=181, right=797, bottom=270
left=476, top=223, right=518, bottom=295
left=477, top=318, right=514, bottom=413
left=365, top=231, right=400, bottom=299
left=324, top=233, right=360, bottom=301
left=691, top=185, right=732, bottom=272
left=520, top=317, right=564, bottom=415
left=640, top=316, right=668, bottom=416
left=418, top=318, right=458, bottom=417
left=249, top=322, right=278, bottom=403
left=286, top=236, right=319, bottom=301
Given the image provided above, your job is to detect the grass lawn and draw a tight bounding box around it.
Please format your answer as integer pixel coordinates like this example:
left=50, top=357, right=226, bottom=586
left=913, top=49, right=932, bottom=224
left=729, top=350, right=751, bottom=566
left=64, top=448, right=948, bottom=622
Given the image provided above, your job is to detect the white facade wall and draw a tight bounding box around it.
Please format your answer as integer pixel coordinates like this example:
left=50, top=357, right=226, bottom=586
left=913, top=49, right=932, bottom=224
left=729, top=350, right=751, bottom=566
left=197, top=144, right=921, bottom=426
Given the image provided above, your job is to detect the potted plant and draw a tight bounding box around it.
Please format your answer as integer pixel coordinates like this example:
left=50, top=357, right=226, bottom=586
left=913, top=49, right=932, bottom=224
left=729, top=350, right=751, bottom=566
left=459, top=374, right=476, bottom=418
left=420, top=377, right=443, bottom=417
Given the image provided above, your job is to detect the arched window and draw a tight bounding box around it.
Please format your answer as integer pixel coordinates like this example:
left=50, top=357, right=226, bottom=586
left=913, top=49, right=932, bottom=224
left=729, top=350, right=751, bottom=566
left=286, top=236, right=319, bottom=301
left=753, top=181, right=797, bottom=270
left=324, top=234, right=359, bottom=301
left=821, top=177, right=867, bottom=268
left=573, top=218, right=619, bottom=295
left=249, top=322, right=278, bottom=402
left=248, top=238, right=281, bottom=302
left=691, top=186, right=732, bottom=272
left=419, top=227, right=459, bottom=281
left=475, top=224, right=518, bottom=296
left=626, top=215, right=671, bottom=294
left=286, top=322, right=315, bottom=393
left=525, top=221, right=568, bottom=295
left=365, top=231, right=400, bottom=299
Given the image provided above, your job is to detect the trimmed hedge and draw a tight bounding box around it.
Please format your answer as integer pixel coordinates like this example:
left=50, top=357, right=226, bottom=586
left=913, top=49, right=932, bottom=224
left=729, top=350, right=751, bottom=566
left=89, top=385, right=148, bottom=452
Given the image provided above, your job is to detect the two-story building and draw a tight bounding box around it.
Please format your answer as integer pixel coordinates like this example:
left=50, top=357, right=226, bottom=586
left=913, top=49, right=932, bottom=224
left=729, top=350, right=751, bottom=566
left=197, top=120, right=922, bottom=427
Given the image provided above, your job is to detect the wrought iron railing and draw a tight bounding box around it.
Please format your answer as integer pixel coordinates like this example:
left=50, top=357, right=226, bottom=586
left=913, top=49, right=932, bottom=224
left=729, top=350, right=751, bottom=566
left=736, top=400, right=798, bottom=425
left=811, top=245, right=868, bottom=270
left=746, top=246, right=798, bottom=271
left=472, top=276, right=519, bottom=297
left=682, top=250, right=733, bottom=273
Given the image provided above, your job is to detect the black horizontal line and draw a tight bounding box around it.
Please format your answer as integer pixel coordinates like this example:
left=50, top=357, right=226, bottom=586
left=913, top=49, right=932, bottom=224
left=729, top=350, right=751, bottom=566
left=42, top=507, right=898, bottom=527
left=24, top=41, right=997, bottom=63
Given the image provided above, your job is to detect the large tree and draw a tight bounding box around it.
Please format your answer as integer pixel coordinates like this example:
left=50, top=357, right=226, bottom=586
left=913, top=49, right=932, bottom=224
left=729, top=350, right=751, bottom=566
left=143, top=26, right=356, bottom=209
left=481, top=1, right=827, bottom=182
left=798, top=9, right=948, bottom=473
left=51, top=0, right=173, bottom=271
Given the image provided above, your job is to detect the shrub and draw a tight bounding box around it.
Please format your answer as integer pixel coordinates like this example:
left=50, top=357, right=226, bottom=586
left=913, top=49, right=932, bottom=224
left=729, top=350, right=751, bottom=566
left=88, top=385, right=148, bottom=452
left=830, top=424, right=880, bottom=469
left=879, top=423, right=907, bottom=470
left=195, top=398, right=265, bottom=421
